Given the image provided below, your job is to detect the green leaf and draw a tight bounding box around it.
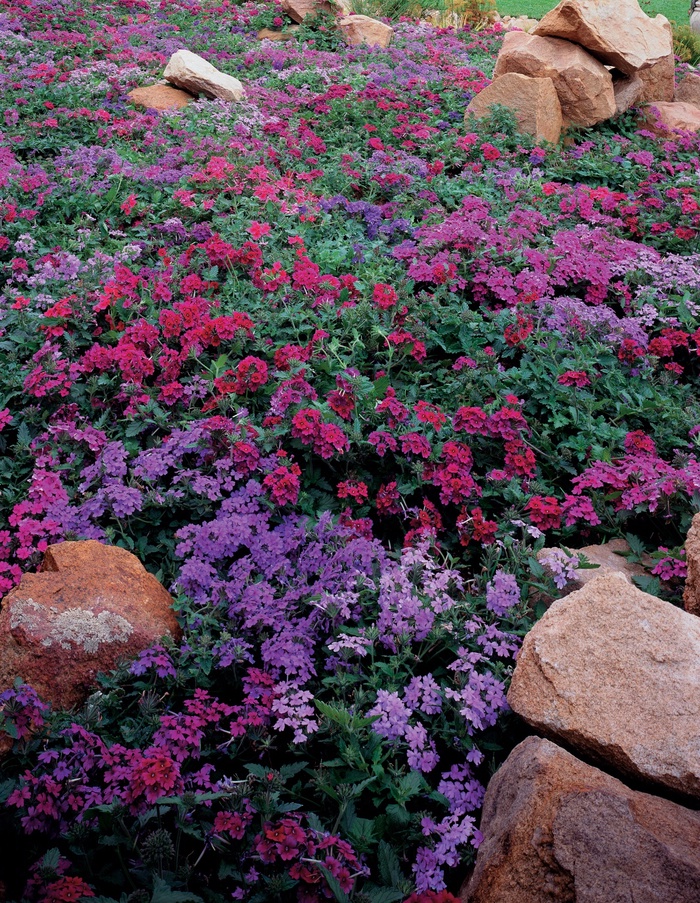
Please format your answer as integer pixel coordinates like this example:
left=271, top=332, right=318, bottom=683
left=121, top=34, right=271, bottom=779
left=378, top=839, right=403, bottom=888
left=317, top=866, right=351, bottom=903
left=366, top=889, right=405, bottom=903
left=151, top=876, right=204, bottom=903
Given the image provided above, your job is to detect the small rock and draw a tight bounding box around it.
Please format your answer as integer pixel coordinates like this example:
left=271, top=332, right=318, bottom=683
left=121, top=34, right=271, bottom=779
left=684, top=512, right=700, bottom=617
left=281, top=0, right=349, bottom=23
left=493, top=31, right=615, bottom=127
left=127, top=84, right=194, bottom=111
left=164, top=49, right=245, bottom=103
left=337, top=14, right=393, bottom=48
left=498, top=14, right=539, bottom=33
left=0, top=541, right=181, bottom=712
left=539, top=538, right=647, bottom=593
left=533, top=0, right=673, bottom=76
left=462, top=736, right=700, bottom=903
left=257, top=28, right=296, bottom=41
left=676, top=72, right=700, bottom=109
left=643, top=100, right=700, bottom=134
left=466, top=72, right=562, bottom=144
left=612, top=71, right=645, bottom=114
left=508, top=572, right=700, bottom=799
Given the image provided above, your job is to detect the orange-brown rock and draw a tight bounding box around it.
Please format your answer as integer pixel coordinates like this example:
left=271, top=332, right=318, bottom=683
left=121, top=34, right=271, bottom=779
left=684, top=512, right=700, bottom=617
left=612, top=72, right=644, bottom=114
left=466, top=73, right=562, bottom=144
left=257, top=27, right=296, bottom=41
left=0, top=541, right=181, bottom=712
left=493, top=31, right=615, bottom=127
left=508, top=572, right=700, bottom=799
left=127, top=84, right=194, bottom=111
left=462, top=737, right=700, bottom=903
left=280, top=0, right=348, bottom=23
left=644, top=101, right=700, bottom=135
left=337, top=14, right=393, bottom=48
left=533, top=0, right=673, bottom=76
left=676, top=72, right=700, bottom=109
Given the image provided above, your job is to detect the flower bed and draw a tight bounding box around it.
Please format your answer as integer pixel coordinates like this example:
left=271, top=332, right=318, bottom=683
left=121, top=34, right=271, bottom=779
left=0, top=0, right=698, bottom=899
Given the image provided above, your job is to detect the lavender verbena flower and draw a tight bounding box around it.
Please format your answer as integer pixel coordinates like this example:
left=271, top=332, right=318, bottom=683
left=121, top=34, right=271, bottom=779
left=437, top=764, right=485, bottom=816
left=367, top=690, right=411, bottom=741
left=326, top=634, right=372, bottom=658
left=271, top=682, right=318, bottom=744
left=485, top=570, right=520, bottom=615
left=539, top=548, right=581, bottom=589
left=405, top=723, right=439, bottom=773
left=414, top=813, right=479, bottom=891
left=404, top=675, right=442, bottom=715
left=130, top=644, right=177, bottom=680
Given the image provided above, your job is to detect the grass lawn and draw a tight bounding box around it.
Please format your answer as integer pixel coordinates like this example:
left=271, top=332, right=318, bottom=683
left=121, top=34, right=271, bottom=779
left=496, top=0, right=690, bottom=24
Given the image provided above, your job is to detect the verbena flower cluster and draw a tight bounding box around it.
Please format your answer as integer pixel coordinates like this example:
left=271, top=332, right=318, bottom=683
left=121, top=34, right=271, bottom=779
left=0, top=0, right=698, bottom=898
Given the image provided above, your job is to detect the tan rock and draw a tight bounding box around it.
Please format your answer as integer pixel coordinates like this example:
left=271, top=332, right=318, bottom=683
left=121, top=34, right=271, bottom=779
left=466, top=73, right=562, bottom=144
left=462, top=737, right=700, bottom=903
left=684, top=512, right=700, bottom=616
left=508, top=572, right=700, bottom=799
left=676, top=73, right=700, bottom=109
left=637, top=18, right=674, bottom=102
left=497, top=14, right=539, bottom=33
left=127, top=84, right=194, bottom=111
left=644, top=101, right=700, bottom=135
left=539, top=538, right=647, bottom=594
left=337, top=14, right=393, bottom=48
left=164, top=49, right=245, bottom=103
left=533, top=0, right=673, bottom=76
left=494, top=31, right=615, bottom=127
left=612, top=72, right=645, bottom=114
left=0, top=541, right=181, bottom=712
left=280, top=0, right=349, bottom=23
left=638, top=55, right=675, bottom=103
left=257, top=28, right=296, bottom=41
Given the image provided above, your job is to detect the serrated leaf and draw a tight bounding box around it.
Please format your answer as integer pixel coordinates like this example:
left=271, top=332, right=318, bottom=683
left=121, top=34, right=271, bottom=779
left=151, top=876, right=204, bottom=903
left=378, top=839, right=403, bottom=888
left=318, top=866, right=351, bottom=903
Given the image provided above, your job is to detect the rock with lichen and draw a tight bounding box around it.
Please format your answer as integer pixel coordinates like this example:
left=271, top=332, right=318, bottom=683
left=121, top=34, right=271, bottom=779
left=0, top=541, right=181, bottom=713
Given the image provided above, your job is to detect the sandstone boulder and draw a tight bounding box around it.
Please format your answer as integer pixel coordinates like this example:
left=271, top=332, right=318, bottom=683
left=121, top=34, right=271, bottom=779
left=613, top=72, right=645, bottom=114
left=644, top=101, right=700, bottom=135
left=508, top=572, right=700, bottom=799
left=337, top=15, right=393, bottom=48
left=127, top=84, right=194, bottom=111
left=638, top=55, right=675, bottom=103
left=676, top=73, right=700, bottom=109
left=533, top=0, right=673, bottom=76
left=164, top=49, right=245, bottom=103
left=280, top=0, right=349, bottom=23
left=493, top=32, right=615, bottom=127
left=637, top=17, right=674, bottom=102
left=684, top=512, right=700, bottom=617
left=462, top=737, right=700, bottom=903
left=466, top=73, right=562, bottom=144
left=0, top=541, right=181, bottom=711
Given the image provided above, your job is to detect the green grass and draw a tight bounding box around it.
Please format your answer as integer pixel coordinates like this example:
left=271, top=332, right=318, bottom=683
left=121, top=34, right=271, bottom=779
left=496, top=0, right=690, bottom=25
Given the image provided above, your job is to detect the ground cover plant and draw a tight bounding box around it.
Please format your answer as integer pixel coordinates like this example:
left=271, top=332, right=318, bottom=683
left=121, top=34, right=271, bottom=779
left=0, top=0, right=699, bottom=899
